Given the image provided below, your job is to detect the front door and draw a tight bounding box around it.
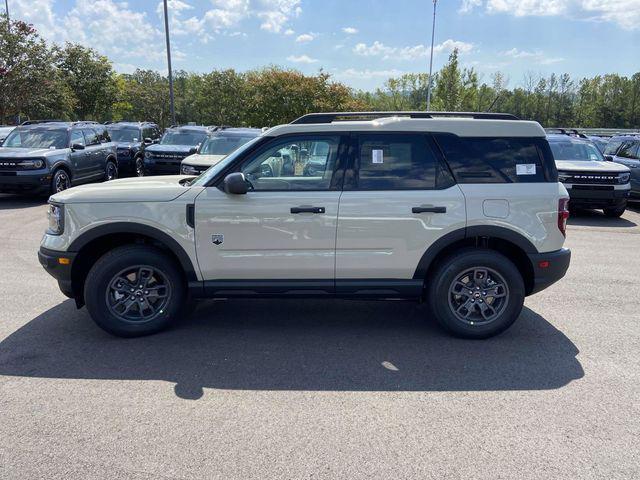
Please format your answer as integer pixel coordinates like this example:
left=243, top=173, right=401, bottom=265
left=194, top=134, right=347, bottom=291
left=82, top=128, right=104, bottom=178
left=335, top=133, right=466, bottom=294
left=69, top=129, right=89, bottom=181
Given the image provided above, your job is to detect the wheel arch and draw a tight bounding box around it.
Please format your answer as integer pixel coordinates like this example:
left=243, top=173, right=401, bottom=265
left=413, top=226, right=537, bottom=296
left=68, top=223, right=198, bottom=306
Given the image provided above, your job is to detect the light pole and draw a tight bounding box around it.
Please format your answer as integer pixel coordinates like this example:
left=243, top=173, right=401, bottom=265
left=426, top=0, right=437, bottom=111
left=163, top=0, right=176, bottom=126
left=5, top=0, right=9, bottom=22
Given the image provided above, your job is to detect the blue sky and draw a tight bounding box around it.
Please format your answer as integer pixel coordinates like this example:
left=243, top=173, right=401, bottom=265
left=10, top=0, right=640, bottom=91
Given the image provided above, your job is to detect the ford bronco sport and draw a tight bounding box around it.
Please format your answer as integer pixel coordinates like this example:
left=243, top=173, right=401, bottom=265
left=0, top=120, right=118, bottom=195
left=142, top=125, right=214, bottom=176
left=39, top=112, right=571, bottom=339
left=547, top=133, right=631, bottom=217
left=105, top=121, right=162, bottom=176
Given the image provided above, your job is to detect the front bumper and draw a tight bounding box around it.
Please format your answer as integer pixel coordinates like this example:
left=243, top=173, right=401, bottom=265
left=527, top=248, right=571, bottom=295
left=38, top=247, right=76, bottom=298
left=0, top=170, right=51, bottom=193
left=565, top=184, right=630, bottom=209
left=144, top=158, right=182, bottom=175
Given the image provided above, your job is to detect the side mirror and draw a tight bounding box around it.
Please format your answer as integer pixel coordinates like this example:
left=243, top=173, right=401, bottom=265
left=71, top=143, right=85, bottom=150
left=223, top=172, right=250, bottom=195
left=604, top=155, right=614, bottom=162
left=144, top=137, right=153, bottom=144
left=189, top=147, right=198, bottom=154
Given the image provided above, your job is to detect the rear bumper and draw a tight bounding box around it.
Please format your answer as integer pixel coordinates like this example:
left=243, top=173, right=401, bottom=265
left=0, top=170, right=51, bottom=193
left=566, top=185, right=629, bottom=208
left=527, top=248, right=571, bottom=295
left=38, top=247, right=76, bottom=298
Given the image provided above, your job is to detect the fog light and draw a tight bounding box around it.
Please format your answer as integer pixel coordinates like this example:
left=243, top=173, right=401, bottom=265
left=58, top=257, right=70, bottom=265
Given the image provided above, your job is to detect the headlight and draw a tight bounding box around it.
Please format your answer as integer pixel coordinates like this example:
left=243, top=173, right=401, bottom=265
left=618, top=172, right=631, bottom=184
left=47, top=203, right=64, bottom=236
left=144, top=151, right=151, bottom=159
left=18, top=159, right=45, bottom=169
left=181, top=164, right=198, bottom=175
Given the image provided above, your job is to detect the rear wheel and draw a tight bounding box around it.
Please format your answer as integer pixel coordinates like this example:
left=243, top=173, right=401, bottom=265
left=84, top=245, right=186, bottom=337
left=50, top=169, right=70, bottom=194
left=603, top=205, right=626, bottom=218
left=427, top=248, right=525, bottom=339
left=104, top=159, right=118, bottom=181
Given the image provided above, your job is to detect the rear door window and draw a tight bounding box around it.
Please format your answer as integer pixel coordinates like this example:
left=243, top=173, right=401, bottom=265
left=353, top=134, right=439, bottom=190
left=82, top=128, right=99, bottom=146
left=434, top=135, right=547, bottom=183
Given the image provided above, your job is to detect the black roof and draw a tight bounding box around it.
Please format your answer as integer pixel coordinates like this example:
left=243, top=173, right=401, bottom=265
left=105, top=121, right=158, bottom=127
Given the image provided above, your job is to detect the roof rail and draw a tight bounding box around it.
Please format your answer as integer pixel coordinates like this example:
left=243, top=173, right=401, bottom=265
left=20, top=119, right=66, bottom=126
left=290, top=111, right=520, bottom=124
left=545, top=127, right=588, bottom=139
left=72, top=120, right=100, bottom=126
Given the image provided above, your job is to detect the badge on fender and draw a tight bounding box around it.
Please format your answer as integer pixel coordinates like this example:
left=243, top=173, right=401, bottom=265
left=212, top=234, right=224, bottom=246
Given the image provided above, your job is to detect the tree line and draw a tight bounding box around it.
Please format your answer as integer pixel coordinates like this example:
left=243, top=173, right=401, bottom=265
left=1, top=16, right=638, bottom=129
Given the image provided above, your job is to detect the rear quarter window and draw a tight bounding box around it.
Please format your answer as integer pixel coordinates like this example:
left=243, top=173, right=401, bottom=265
left=433, top=134, right=551, bottom=183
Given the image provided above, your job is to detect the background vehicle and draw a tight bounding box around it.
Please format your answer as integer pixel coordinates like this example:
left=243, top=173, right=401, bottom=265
left=181, top=128, right=262, bottom=176
left=548, top=133, right=631, bottom=217
left=603, top=135, right=640, bottom=200
left=587, top=135, right=609, bottom=153
left=105, top=121, right=162, bottom=176
left=0, top=126, right=15, bottom=145
left=143, top=125, right=215, bottom=176
left=40, top=111, right=571, bottom=340
left=0, top=120, right=118, bottom=195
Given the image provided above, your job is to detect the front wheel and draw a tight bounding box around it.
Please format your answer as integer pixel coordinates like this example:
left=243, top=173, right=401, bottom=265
left=135, top=157, right=145, bottom=177
left=603, top=205, right=626, bottom=218
left=104, top=159, right=118, bottom=182
left=427, top=248, right=525, bottom=339
left=84, top=245, right=186, bottom=337
left=50, top=169, right=71, bottom=194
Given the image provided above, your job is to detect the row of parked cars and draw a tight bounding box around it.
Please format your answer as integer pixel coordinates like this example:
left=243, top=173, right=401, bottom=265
left=0, top=120, right=262, bottom=195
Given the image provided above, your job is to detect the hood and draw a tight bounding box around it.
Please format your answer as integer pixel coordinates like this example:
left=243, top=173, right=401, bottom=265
left=115, top=142, right=141, bottom=149
left=555, top=159, right=630, bottom=173
left=181, top=153, right=227, bottom=167
left=50, top=175, right=191, bottom=204
left=146, top=144, right=195, bottom=154
left=0, top=147, right=65, bottom=158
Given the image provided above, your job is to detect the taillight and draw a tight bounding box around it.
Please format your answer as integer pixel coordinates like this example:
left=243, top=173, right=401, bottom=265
left=558, top=198, right=570, bottom=237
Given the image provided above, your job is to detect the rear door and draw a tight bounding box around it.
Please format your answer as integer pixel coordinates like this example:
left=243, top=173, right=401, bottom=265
left=194, top=134, right=347, bottom=291
left=335, top=133, right=466, bottom=295
left=615, top=140, right=640, bottom=193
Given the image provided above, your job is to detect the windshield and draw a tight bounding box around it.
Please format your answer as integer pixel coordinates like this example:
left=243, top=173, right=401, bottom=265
left=160, top=130, right=207, bottom=146
left=3, top=128, right=68, bottom=149
left=190, top=136, right=263, bottom=186
left=550, top=140, right=605, bottom=162
left=604, top=139, right=624, bottom=155
left=200, top=135, right=256, bottom=155
left=107, top=127, right=139, bottom=143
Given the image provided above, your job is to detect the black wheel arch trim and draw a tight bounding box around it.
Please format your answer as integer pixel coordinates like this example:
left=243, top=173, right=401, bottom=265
left=68, top=222, right=198, bottom=282
left=412, top=225, right=538, bottom=280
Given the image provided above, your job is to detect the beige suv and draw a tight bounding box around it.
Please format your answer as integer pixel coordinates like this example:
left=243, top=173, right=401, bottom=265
left=39, top=112, right=571, bottom=339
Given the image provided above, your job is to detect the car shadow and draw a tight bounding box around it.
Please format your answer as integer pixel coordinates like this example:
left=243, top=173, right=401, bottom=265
left=0, top=194, right=47, bottom=210
left=568, top=208, right=637, bottom=228
left=0, top=299, right=584, bottom=400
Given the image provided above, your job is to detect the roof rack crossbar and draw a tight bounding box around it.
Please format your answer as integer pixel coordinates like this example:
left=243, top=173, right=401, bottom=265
left=20, top=119, right=66, bottom=126
left=291, top=111, right=520, bottom=124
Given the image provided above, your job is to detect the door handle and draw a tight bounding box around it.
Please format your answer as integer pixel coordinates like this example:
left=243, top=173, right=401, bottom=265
left=291, top=206, right=325, bottom=214
left=412, top=206, right=447, bottom=214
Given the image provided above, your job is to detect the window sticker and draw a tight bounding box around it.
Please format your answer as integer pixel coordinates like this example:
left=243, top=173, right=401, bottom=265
left=372, top=149, right=384, bottom=164
left=589, top=154, right=598, bottom=160
left=516, top=164, right=536, bottom=175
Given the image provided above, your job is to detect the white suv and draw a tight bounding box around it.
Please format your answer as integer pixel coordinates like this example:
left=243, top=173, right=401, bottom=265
left=39, top=112, right=571, bottom=339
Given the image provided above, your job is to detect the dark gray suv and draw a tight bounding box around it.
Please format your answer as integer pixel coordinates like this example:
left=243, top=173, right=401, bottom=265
left=0, top=120, right=118, bottom=195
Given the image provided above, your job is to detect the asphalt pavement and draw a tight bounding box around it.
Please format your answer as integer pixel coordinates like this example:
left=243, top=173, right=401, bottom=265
left=0, top=194, right=638, bottom=479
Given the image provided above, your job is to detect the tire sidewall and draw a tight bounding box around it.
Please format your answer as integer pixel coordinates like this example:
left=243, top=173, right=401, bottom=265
left=105, top=160, right=118, bottom=181
left=429, top=249, right=525, bottom=339
left=85, top=247, right=185, bottom=337
left=51, top=169, right=70, bottom=194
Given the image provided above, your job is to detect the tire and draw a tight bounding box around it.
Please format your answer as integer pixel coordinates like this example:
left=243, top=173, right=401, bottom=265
left=135, top=156, right=145, bottom=177
left=104, top=159, right=118, bottom=182
left=50, top=168, right=71, bottom=194
left=84, top=245, right=186, bottom=337
left=427, top=248, right=525, bottom=339
left=603, top=205, right=626, bottom=218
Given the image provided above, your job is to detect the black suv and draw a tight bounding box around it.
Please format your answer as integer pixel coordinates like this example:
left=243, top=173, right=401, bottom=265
left=604, top=135, right=640, bottom=200
left=105, top=122, right=162, bottom=176
left=143, top=125, right=215, bottom=176
left=0, top=121, right=118, bottom=195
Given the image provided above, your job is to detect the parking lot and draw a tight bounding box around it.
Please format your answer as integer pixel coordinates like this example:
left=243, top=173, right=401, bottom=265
left=0, top=194, right=638, bottom=479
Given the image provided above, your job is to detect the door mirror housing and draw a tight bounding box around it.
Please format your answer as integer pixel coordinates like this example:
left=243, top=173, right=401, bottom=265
left=189, top=146, right=198, bottom=154
left=144, top=137, right=153, bottom=144
left=604, top=155, right=614, bottom=162
left=71, top=143, right=85, bottom=151
left=223, top=172, right=250, bottom=195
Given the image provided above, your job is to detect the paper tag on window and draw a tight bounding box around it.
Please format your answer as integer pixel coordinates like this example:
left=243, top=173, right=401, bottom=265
left=372, top=149, right=384, bottom=164
left=516, top=164, right=536, bottom=175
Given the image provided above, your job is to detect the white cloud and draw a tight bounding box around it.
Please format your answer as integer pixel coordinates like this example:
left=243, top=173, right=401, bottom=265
left=460, top=0, right=640, bottom=30
left=501, top=48, right=564, bottom=64
left=257, top=0, right=302, bottom=33
left=342, top=27, right=358, bottom=34
left=336, top=68, right=405, bottom=79
left=287, top=54, right=318, bottom=63
left=284, top=28, right=295, bottom=35
left=354, top=39, right=474, bottom=60
left=295, top=33, right=315, bottom=43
